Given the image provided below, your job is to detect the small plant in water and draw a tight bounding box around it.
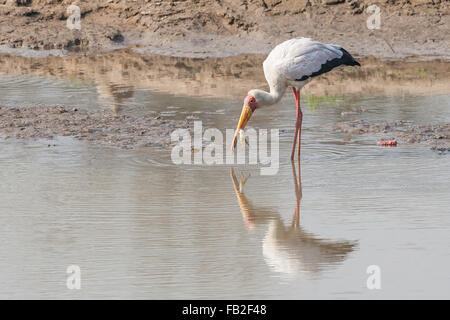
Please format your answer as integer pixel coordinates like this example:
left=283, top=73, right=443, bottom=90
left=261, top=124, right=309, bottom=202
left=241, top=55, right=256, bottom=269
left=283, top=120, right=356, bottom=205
left=417, top=68, right=426, bottom=78
left=304, top=94, right=343, bottom=112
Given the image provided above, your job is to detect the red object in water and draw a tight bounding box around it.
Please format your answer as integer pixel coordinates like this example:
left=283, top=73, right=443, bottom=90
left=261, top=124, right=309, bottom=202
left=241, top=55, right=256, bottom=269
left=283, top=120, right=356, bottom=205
left=377, top=139, right=397, bottom=147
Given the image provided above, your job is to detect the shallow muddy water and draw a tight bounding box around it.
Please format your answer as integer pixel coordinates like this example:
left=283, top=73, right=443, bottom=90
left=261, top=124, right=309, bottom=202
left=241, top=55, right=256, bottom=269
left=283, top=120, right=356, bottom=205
left=0, top=52, right=449, bottom=299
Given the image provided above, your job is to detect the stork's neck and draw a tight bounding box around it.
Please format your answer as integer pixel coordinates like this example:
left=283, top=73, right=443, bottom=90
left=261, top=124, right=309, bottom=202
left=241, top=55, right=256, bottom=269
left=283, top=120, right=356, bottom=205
left=250, top=84, right=286, bottom=107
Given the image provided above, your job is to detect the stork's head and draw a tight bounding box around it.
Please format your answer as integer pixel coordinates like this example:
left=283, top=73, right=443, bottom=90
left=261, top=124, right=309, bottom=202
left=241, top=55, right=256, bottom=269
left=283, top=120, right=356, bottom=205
left=231, top=94, right=259, bottom=152
left=244, top=94, right=259, bottom=112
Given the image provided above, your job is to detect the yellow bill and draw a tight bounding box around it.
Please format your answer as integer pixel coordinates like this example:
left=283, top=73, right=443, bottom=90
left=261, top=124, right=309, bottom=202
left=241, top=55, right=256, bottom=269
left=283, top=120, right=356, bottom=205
left=231, top=104, right=253, bottom=154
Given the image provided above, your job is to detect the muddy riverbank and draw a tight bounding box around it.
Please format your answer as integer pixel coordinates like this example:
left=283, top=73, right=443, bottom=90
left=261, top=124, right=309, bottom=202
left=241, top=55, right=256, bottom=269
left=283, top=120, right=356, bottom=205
left=2, top=104, right=450, bottom=153
left=0, top=0, right=449, bottom=59
left=0, top=105, right=189, bottom=148
left=334, top=120, right=450, bottom=152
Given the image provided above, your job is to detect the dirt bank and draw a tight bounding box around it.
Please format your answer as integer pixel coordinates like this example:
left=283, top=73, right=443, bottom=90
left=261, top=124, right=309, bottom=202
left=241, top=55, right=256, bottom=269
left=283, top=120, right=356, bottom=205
left=0, top=0, right=449, bottom=59
left=0, top=105, right=190, bottom=148
left=333, top=120, right=450, bottom=152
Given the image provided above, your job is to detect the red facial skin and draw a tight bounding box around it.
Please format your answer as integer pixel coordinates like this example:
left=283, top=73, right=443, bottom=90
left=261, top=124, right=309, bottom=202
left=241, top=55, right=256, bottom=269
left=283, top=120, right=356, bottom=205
left=244, top=95, right=258, bottom=112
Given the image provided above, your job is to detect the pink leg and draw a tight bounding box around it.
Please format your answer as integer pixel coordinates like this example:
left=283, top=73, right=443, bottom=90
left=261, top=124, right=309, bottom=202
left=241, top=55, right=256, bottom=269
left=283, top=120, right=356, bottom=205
left=290, top=88, right=303, bottom=161
left=296, top=89, right=303, bottom=159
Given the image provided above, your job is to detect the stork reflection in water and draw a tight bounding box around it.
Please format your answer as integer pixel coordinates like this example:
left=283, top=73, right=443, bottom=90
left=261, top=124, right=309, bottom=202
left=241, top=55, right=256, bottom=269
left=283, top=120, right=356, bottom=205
left=230, top=163, right=357, bottom=274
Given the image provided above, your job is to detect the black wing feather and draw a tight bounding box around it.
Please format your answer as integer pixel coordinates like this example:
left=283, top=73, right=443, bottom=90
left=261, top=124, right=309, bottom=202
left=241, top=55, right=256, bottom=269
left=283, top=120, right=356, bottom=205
left=296, top=48, right=360, bottom=81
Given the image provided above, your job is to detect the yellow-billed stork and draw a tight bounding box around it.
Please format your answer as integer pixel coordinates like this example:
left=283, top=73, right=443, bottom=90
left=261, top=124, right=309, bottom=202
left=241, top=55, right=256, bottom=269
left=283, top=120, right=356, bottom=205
left=231, top=38, right=360, bottom=160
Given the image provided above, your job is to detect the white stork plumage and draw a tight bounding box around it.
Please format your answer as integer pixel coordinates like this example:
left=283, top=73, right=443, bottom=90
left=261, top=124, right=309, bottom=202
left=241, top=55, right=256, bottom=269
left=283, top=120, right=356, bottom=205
left=231, top=38, right=360, bottom=160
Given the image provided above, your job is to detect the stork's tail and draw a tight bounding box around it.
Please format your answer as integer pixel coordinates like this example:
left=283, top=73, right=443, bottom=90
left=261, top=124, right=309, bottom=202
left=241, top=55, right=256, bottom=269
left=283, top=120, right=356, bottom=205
left=340, top=48, right=361, bottom=66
